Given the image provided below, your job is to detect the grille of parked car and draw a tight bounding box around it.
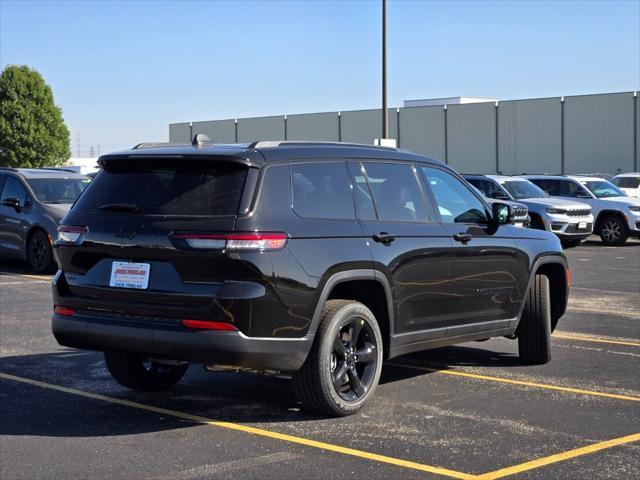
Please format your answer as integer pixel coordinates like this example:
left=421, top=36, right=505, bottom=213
left=567, top=209, right=591, bottom=217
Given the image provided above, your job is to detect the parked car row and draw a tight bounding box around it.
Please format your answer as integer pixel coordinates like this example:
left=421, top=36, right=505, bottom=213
left=464, top=173, right=640, bottom=246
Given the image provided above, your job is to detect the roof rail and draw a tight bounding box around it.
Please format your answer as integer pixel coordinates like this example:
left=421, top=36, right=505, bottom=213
left=247, top=140, right=399, bottom=150
left=132, top=141, right=189, bottom=150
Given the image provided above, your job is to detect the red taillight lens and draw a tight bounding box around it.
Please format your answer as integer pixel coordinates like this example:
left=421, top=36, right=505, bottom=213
left=181, top=319, right=239, bottom=331
left=57, top=225, right=88, bottom=244
left=174, top=232, right=288, bottom=251
left=54, top=306, right=75, bottom=317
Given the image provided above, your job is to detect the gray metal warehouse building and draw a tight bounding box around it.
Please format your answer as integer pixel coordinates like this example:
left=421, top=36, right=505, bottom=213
left=169, top=91, right=639, bottom=175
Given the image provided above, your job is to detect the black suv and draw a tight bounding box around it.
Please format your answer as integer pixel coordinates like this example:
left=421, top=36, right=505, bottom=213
left=52, top=139, right=569, bottom=416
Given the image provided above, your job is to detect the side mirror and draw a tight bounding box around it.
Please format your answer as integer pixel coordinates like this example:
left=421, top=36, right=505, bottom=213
left=491, top=202, right=512, bottom=225
left=1, top=197, right=21, bottom=212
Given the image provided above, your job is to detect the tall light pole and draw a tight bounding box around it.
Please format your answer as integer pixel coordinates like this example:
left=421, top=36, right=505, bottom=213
left=382, top=0, right=388, bottom=139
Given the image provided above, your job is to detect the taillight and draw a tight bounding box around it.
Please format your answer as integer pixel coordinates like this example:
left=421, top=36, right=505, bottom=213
left=54, top=306, right=75, bottom=317
left=57, top=225, right=88, bottom=244
left=181, top=319, right=239, bottom=331
left=174, top=232, right=288, bottom=251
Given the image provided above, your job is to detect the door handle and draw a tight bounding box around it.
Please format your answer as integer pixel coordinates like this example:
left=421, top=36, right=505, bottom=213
left=453, top=233, right=472, bottom=243
left=372, top=232, right=396, bottom=244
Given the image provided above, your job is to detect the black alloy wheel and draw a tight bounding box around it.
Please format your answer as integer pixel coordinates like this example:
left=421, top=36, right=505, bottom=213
left=28, top=230, right=55, bottom=273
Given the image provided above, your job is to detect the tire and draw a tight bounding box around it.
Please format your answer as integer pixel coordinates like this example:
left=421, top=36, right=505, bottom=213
left=518, top=274, right=551, bottom=364
left=27, top=230, right=56, bottom=273
left=104, top=351, right=189, bottom=391
left=293, top=300, right=383, bottom=416
left=599, top=215, right=628, bottom=246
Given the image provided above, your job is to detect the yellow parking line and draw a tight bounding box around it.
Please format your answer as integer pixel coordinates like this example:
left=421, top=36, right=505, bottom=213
left=0, top=372, right=474, bottom=480
left=567, top=306, right=639, bottom=318
left=385, top=363, right=640, bottom=402
left=553, top=332, right=640, bottom=347
left=0, top=273, right=51, bottom=282
left=475, top=433, right=640, bottom=480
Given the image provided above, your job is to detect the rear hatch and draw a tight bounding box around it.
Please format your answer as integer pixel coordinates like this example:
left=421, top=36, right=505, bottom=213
left=55, top=157, right=253, bottom=317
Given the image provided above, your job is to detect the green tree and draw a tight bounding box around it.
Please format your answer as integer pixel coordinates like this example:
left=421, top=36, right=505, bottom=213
left=0, top=65, right=71, bottom=168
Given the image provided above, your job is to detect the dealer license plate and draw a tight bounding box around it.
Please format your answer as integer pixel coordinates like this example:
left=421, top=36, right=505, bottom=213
left=109, top=261, right=150, bottom=289
left=578, top=222, right=587, bottom=229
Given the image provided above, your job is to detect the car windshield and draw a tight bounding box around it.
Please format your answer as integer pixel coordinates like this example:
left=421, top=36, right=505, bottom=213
left=582, top=180, right=626, bottom=198
left=500, top=180, right=548, bottom=199
left=612, top=177, right=640, bottom=189
left=27, top=178, right=91, bottom=204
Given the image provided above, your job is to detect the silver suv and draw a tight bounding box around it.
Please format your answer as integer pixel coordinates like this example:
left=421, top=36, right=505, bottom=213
left=464, top=175, right=593, bottom=247
left=523, top=175, right=640, bottom=245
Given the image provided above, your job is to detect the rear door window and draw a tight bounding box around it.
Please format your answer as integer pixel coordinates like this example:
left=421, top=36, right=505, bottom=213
left=291, top=162, right=355, bottom=219
left=362, top=162, right=429, bottom=222
left=74, top=161, right=247, bottom=216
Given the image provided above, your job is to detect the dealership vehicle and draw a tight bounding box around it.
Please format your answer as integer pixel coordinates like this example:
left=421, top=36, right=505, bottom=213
left=464, top=175, right=593, bottom=247
left=524, top=175, right=640, bottom=245
left=0, top=168, right=91, bottom=272
left=52, top=139, right=569, bottom=416
left=611, top=172, right=640, bottom=198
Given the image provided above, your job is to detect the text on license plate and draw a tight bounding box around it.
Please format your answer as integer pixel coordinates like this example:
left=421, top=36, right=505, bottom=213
left=109, top=261, right=150, bottom=289
left=578, top=222, right=587, bottom=229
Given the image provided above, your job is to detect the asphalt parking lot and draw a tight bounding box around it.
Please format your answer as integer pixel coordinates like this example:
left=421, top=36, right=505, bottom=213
left=1, top=237, right=638, bottom=480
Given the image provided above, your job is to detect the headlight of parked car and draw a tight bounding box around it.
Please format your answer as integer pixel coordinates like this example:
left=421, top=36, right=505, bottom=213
left=629, top=206, right=640, bottom=214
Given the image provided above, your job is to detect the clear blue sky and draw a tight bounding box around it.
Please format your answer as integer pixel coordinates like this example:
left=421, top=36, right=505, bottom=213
left=1, top=0, right=639, bottom=155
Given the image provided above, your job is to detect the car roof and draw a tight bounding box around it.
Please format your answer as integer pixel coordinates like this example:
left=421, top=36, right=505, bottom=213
left=465, top=174, right=528, bottom=182
left=99, top=141, right=445, bottom=168
left=566, top=175, right=606, bottom=182
left=0, top=168, right=90, bottom=180
left=614, top=172, right=640, bottom=178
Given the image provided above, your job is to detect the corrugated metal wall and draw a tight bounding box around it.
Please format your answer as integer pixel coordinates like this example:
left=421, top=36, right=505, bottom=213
left=498, top=97, right=562, bottom=174
left=446, top=102, right=496, bottom=174
left=169, top=91, right=638, bottom=174
left=286, top=112, right=339, bottom=141
left=564, top=92, right=636, bottom=174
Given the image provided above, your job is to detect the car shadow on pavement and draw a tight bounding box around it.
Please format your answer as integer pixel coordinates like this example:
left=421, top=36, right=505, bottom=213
left=0, top=344, right=519, bottom=437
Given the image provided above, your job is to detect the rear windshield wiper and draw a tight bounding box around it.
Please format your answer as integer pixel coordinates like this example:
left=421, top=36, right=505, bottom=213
left=98, top=203, right=141, bottom=213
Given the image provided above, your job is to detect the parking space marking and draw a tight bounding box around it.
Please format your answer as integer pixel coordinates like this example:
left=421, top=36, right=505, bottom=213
left=0, top=372, right=475, bottom=480
left=152, top=452, right=303, bottom=480
left=475, top=433, right=640, bottom=480
left=552, top=332, right=640, bottom=347
left=385, top=363, right=640, bottom=402
left=567, top=306, right=640, bottom=318
left=0, top=273, right=52, bottom=282
left=0, top=279, right=51, bottom=285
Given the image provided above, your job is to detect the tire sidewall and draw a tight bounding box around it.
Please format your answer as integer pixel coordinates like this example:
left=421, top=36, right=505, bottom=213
left=317, top=303, right=383, bottom=414
left=600, top=216, right=627, bottom=246
left=28, top=231, right=54, bottom=273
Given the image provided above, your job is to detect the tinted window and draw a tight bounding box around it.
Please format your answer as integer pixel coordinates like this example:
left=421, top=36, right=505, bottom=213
left=292, top=163, right=355, bottom=219
left=74, top=162, right=247, bottom=216
left=362, top=163, right=428, bottom=222
left=421, top=167, right=487, bottom=224
left=582, top=180, right=625, bottom=198
left=27, top=178, right=90, bottom=204
left=613, top=177, right=640, bottom=189
left=468, top=178, right=509, bottom=199
left=1, top=177, right=28, bottom=206
left=538, top=179, right=584, bottom=197
left=347, top=162, right=376, bottom=220
left=501, top=180, right=548, bottom=199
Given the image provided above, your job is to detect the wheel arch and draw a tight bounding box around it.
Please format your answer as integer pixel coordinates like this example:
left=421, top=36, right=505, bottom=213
left=531, top=258, right=569, bottom=332
left=594, top=209, right=627, bottom=233
left=309, top=270, right=394, bottom=358
left=24, top=225, right=52, bottom=259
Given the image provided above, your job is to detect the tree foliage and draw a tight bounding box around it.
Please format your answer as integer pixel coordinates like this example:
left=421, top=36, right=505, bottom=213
left=0, top=65, right=71, bottom=168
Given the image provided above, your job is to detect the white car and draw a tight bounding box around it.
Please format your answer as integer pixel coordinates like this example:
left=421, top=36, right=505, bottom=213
left=611, top=172, right=640, bottom=198
left=523, top=175, right=640, bottom=245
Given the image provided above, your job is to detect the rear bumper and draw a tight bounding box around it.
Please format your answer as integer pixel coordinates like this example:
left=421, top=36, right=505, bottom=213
left=52, top=313, right=313, bottom=371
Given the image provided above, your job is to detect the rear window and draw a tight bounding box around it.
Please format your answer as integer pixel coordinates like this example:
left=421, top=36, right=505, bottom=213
left=74, top=161, right=247, bottom=216
left=613, top=177, right=640, bottom=189
left=292, top=162, right=355, bottom=219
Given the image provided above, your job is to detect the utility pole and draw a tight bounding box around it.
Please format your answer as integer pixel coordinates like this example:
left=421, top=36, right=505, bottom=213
left=76, top=133, right=81, bottom=157
left=381, top=0, right=388, bottom=140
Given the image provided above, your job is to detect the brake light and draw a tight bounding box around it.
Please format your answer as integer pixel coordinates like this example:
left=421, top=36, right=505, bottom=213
left=57, top=225, right=88, bottom=244
left=54, top=306, right=75, bottom=317
left=181, top=319, right=239, bottom=331
left=174, top=232, right=288, bottom=251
